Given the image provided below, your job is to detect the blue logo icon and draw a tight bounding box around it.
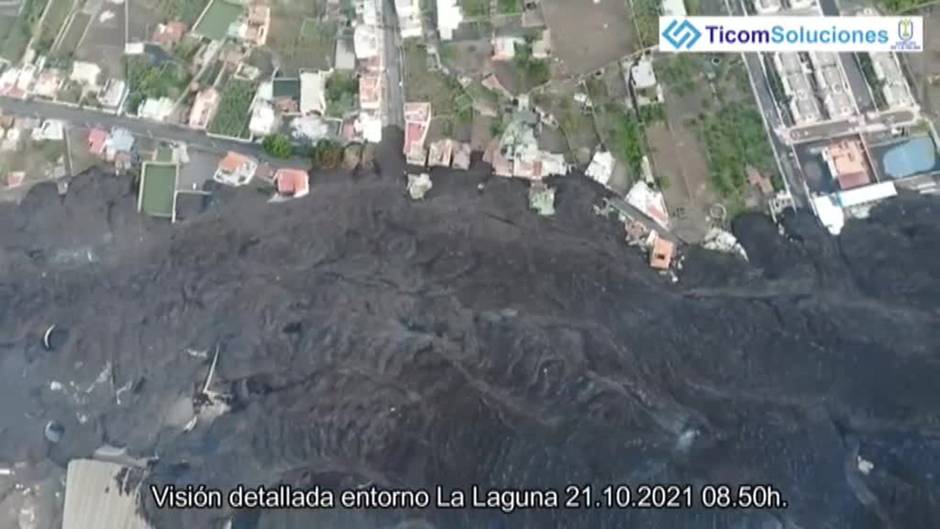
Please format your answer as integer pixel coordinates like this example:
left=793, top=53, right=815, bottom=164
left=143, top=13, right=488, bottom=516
left=662, top=19, right=702, bottom=50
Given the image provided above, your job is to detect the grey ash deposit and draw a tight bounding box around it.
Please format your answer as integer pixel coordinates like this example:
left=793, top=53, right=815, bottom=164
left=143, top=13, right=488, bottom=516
left=0, top=140, right=938, bottom=529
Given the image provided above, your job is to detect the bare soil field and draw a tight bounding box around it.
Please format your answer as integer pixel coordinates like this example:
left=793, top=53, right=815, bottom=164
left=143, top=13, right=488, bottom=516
left=74, top=0, right=125, bottom=79
left=902, top=6, right=940, bottom=128
left=540, top=0, right=635, bottom=78
left=1, top=135, right=939, bottom=528
left=647, top=121, right=714, bottom=243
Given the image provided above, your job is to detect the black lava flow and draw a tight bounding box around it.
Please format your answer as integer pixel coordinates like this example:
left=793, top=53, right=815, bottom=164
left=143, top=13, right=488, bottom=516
left=0, top=139, right=938, bottom=529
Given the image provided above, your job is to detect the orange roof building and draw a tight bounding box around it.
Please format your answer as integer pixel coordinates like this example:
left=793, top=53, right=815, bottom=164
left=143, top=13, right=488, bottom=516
left=359, top=74, right=382, bottom=111
left=152, top=21, right=187, bottom=47
left=649, top=236, right=675, bottom=270
left=214, top=151, right=258, bottom=186
left=274, top=168, right=310, bottom=198
left=824, top=138, right=871, bottom=190
left=87, top=128, right=109, bottom=156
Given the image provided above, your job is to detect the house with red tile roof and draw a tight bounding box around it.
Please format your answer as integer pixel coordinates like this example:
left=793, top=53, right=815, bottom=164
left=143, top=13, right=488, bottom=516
left=274, top=168, right=310, bottom=198
left=152, top=21, right=187, bottom=48
left=87, top=128, right=109, bottom=157
left=214, top=151, right=258, bottom=186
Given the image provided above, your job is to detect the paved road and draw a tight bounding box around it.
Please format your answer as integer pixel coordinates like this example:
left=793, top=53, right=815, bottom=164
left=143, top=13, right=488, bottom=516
left=817, top=0, right=877, bottom=113
left=787, top=117, right=859, bottom=144
left=839, top=52, right=877, bottom=113
left=0, top=96, right=308, bottom=166
left=787, top=108, right=918, bottom=144
left=382, top=0, right=405, bottom=128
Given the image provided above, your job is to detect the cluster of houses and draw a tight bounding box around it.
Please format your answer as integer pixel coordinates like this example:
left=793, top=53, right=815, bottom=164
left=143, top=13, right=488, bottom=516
left=0, top=115, right=69, bottom=189
left=0, top=55, right=127, bottom=112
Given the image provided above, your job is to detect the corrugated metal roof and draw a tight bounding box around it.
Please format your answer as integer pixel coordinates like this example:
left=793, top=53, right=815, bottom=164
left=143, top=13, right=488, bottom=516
left=835, top=181, right=897, bottom=208
left=62, top=459, right=151, bottom=529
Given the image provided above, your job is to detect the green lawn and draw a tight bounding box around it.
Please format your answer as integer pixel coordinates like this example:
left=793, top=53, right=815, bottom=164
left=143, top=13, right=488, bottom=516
left=208, top=79, right=256, bottom=138
left=193, top=0, right=243, bottom=40
left=139, top=163, right=178, bottom=218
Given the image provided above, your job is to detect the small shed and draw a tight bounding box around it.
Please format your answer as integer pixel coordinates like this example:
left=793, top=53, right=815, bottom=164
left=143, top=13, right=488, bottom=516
left=649, top=235, right=675, bottom=270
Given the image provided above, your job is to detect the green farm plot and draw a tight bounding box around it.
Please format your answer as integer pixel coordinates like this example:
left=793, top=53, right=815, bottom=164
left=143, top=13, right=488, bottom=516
left=138, top=162, right=178, bottom=218
left=497, top=0, right=520, bottom=14
left=268, top=12, right=334, bottom=75
left=208, top=79, right=256, bottom=138
left=460, top=0, right=489, bottom=17
left=0, top=0, right=49, bottom=61
left=193, top=0, right=243, bottom=40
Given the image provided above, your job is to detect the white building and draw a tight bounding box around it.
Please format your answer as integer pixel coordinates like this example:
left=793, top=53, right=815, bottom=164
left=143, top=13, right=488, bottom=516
left=752, top=0, right=781, bottom=13
left=812, top=181, right=898, bottom=235
left=395, top=0, right=423, bottom=39
left=354, top=25, right=380, bottom=59
left=355, top=0, right=379, bottom=25
left=299, top=70, right=328, bottom=115
left=31, top=120, right=65, bottom=141
left=630, top=57, right=664, bottom=105
left=138, top=97, right=174, bottom=122
left=586, top=150, right=615, bottom=186
left=97, top=78, right=127, bottom=109
left=70, top=61, right=101, bottom=87
left=870, top=52, right=916, bottom=109
left=661, top=0, right=686, bottom=16
left=788, top=0, right=816, bottom=10
left=358, top=112, right=383, bottom=143
left=249, top=101, right=278, bottom=136
left=492, top=37, right=518, bottom=61
left=436, top=0, right=463, bottom=41
left=810, top=52, right=855, bottom=119
left=774, top=52, right=822, bottom=125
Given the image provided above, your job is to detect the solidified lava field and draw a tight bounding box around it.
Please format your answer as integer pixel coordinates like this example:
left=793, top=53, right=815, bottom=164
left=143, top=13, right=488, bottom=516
left=0, top=141, right=938, bottom=529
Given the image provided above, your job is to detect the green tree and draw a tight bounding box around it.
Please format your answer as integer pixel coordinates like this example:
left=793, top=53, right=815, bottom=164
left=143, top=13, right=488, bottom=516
left=262, top=134, right=294, bottom=159
left=311, top=140, right=344, bottom=169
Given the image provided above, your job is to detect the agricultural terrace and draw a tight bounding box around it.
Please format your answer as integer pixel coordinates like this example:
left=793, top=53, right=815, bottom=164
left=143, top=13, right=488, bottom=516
left=208, top=78, right=256, bottom=138
left=267, top=0, right=334, bottom=75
